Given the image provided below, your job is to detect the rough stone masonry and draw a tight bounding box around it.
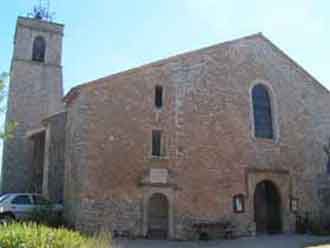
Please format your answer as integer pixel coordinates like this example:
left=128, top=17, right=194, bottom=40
left=2, top=15, right=330, bottom=240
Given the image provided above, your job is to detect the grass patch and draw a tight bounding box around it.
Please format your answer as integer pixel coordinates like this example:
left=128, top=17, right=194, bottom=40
left=0, top=222, right=111, bottom=248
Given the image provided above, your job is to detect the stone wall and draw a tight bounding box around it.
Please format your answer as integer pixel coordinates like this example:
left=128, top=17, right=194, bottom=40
left=30, top=131, right=45, bottom=193
left=315, top=175, right=330, bottom=227
left=63, top=92, right=90, bottom=226
left=63, top=34, right=330, bottom=239
left=42, top=111, right=66, bottom=203
left=1, top=17, right=64, bottom=193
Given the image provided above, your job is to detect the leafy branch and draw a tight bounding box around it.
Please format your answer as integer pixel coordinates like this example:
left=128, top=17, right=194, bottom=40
left=0, top=72, right=17, bottom=140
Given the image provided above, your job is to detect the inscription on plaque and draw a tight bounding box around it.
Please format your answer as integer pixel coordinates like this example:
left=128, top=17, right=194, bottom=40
left=150, top=169, right=168, bottom=184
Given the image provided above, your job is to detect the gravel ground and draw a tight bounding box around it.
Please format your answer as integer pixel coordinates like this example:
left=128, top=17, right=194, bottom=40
left=114, top=235, right=330, bottom=248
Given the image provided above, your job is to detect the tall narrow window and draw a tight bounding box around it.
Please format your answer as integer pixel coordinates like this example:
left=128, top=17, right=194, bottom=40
left=252, top=84, right=274, bottom=139
left=155, top=86, right=163, bottom=108
left=324, top=140, right=330, bottom=174
left=32, top=36, right=46, bottom=62
left=152, top=130, right=162, bottom=156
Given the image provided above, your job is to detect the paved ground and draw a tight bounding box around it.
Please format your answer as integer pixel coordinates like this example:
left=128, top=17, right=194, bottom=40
left=114, top=235, right=330, bottom=248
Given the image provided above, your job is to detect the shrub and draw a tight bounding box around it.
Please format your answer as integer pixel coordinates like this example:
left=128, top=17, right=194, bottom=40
left=309, top=220, right=323, bottom=235
left=307, top=217, right=330, bottom=236
left=30, top=204, right=65, bottom=228
left=0, top=222, right=111, bottom=248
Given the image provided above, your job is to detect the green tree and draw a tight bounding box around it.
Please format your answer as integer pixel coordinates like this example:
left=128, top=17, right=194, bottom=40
left=0, top=72, right=17, bottom=139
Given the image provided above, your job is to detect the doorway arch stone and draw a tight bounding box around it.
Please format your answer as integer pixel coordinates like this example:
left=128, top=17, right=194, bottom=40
left=143, top=187, right=175, bottom=239
left=246, top=168, right=293, bottom=233
left=147, top=193, right=169, bottom=239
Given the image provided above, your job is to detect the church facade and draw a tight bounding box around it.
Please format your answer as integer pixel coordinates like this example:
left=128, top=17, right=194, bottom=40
left=2, top=16, right=330, bottom=239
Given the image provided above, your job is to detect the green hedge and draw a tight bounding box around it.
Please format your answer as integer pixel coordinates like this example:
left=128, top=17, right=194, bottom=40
left=0, top=223, right=111, bottom=248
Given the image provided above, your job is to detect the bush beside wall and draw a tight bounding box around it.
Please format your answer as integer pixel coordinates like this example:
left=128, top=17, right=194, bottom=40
left=0, top=223, right=111, bottom=248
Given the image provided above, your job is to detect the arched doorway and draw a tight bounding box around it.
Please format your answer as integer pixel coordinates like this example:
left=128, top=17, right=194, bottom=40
left=254, top=180, right=282, bottom=234
left=147, top=193, right=169, bottom=239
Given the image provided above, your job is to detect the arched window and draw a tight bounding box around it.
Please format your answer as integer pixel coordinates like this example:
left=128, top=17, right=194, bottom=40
left=252, top=84, right=274, bottom=139
left=32, top=36, right=46, bottom=62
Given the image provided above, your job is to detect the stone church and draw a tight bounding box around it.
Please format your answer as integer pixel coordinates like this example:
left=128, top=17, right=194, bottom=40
left=2, top=15, right=330, bottom=240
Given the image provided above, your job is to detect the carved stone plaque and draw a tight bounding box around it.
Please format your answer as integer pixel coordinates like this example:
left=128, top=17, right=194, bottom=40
left=150, top=169, right=168, bottom=184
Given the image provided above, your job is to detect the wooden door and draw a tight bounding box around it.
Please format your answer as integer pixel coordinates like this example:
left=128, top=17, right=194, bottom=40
left=147, top=193, right=169, bottom=239
left=254, top=180, right=282, bottom=234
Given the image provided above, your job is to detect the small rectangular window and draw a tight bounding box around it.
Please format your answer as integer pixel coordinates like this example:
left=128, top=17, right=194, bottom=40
left=152, top=130, right=162, bottom=156
left=233, top=194, right=245, bottom=213
left=155, top=86, right=163, bottom=108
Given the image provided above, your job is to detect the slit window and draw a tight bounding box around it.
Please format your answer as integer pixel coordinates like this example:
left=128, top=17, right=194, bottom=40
left=155, top=86, right=163, bottom=108
left=152, top=130, right=162, bottom=157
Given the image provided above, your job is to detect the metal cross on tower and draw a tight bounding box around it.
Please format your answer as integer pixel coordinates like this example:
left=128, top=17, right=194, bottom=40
left=28, top=0, right=55, bottom=21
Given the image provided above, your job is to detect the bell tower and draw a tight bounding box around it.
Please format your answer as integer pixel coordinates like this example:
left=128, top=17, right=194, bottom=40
left=1, top=4, right=64, bottom=193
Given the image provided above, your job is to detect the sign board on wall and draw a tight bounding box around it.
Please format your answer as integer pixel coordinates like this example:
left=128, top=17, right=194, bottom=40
left=150, top=169, right=168, bottom=184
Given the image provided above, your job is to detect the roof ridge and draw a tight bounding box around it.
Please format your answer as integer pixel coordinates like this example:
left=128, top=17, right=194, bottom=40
left=258, top=34, right=329, bottom=94
left=64, top=32, right=263, bottom=104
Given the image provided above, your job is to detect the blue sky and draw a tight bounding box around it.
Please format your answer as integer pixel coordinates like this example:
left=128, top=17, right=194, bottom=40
left=0, top=1, right=329, bottom=173
left=1, top=0, right=329, bottom=94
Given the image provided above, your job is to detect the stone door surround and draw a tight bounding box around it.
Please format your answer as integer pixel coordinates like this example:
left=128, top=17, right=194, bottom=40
left=246, top=168, right=292, bottom=233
